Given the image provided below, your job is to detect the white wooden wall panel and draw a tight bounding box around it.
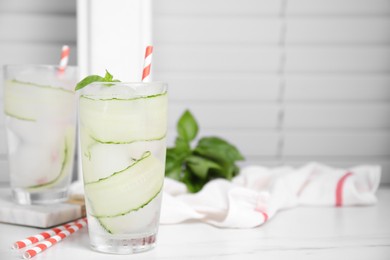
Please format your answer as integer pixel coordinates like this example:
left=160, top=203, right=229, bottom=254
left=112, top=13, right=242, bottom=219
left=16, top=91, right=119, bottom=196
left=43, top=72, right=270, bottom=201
left=154, top=17, right=281, bottom=44
left=286, top=18, right=390, bottom=44
left=285, top=76, right=390, bottom=101
left=160, top=75, right=280, bottom=101
left=0, top=0, right=77, bottom=183
left=284, top=132, right=390, bottom=156
left=154, top=0, right=282, bottom=15
left=284, top=104, right=390, bottom=129
left=0, top=43, right=77, bottom=67
left=168, top=103, right=279, bottom=129
left=285, top=47, right=390, bottom=72
left=287, top=0, right=390, bottom=14
left=0, top=0, right=76, bottom=14
left=0, top=14, right=76, bottom=43
left=154, top=46, right=280, bottom=73
left=154, top=0, right=390, bottom=184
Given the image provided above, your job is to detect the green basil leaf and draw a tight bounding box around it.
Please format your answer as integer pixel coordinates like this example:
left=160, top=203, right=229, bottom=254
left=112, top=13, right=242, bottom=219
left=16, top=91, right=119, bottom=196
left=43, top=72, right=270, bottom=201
left=165, top=149, right=183, bottom=181
left=175, top=137, right=191, bottom=155
left=75, top=70, right=121, bottom=90
left=186, top=155, right=222, bottom=180
left=194, top=137, right=244, bottom=163
left=182, top=168, right=205, bottom=193
left=165, top=162, right=182, bottom=181
left=103, top=70, right=113, bottom=81
left=177, top=110, right=198, bottom=142
left=75, top=75, right=104, bottom=90
left=165, top=110, right=245, bottom=193
left=219, top=162, right=235, bottom=180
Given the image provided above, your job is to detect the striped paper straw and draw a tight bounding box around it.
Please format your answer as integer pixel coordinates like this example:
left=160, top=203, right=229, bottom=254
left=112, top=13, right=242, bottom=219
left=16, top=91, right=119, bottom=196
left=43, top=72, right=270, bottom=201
left=58, top=45, right=70, bottom=73
left=22, top=218, right=88, bottom=259
left=141, top=45, right=153, bottom=82
left=12, top=218, right=87, bottom=249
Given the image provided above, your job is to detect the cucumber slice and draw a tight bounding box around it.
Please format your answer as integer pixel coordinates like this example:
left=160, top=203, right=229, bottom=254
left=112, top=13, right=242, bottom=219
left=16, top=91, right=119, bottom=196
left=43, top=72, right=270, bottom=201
left=4, top=80, right=75, bottom=121
left=81, top=141, right=137, bottom=184
left=9, top=126, right=75, bottom=190
left=79, top=93, right=167, bottom=143
left=81, top=133, right=166, bottom=183
left=27, top=127, right=75, bottom=190
left=97, top=192, right=162, bottom=234
left=84, top=152, right=164, bottom=218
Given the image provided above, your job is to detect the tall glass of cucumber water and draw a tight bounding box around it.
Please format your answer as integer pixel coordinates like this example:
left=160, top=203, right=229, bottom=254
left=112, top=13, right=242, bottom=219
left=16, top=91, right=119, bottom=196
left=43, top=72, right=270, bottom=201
left=78, top=82, right=167, bottom=254
left=3, top=65, right=77, bottom=205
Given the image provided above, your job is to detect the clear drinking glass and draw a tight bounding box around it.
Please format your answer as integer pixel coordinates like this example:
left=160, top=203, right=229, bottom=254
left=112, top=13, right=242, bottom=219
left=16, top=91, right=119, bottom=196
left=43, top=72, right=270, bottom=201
left=3, top=65, right=78, bottom=204
left=78, top=82, right=167, bottom=254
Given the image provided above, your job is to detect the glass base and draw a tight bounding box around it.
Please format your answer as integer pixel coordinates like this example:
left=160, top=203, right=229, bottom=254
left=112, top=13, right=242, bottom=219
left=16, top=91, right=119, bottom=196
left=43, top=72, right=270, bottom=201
left=12, top=188, right=69, bottom=205
left=90, top=233, right=157, bottom=254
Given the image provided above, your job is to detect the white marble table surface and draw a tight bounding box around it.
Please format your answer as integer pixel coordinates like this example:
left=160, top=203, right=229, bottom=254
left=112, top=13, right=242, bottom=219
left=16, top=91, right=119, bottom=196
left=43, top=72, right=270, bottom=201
left=1, top=188, right=389, bottom=260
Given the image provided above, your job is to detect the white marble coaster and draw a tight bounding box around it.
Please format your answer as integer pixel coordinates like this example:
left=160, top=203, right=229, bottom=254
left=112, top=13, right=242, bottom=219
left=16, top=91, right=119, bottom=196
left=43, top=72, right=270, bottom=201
left=0, top=188, right=85, bottom=228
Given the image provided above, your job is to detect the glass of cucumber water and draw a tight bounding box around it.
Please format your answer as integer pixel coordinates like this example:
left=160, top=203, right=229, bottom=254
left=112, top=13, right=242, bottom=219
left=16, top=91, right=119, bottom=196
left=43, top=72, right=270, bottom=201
left=3, top=65, right=78, bottom=204
left=78, top=81, right=167, bottom=254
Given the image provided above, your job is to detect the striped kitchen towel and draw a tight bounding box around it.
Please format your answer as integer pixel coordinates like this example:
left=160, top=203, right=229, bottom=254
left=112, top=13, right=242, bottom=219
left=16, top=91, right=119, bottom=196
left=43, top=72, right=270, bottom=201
left=160, top=163, right=381, bottom=228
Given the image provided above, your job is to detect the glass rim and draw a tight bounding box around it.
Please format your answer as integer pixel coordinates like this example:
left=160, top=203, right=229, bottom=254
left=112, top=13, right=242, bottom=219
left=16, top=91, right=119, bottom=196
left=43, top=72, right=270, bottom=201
left=80, top=81, right=168, bottom=98
left=86, top=81, right=167, bottom=87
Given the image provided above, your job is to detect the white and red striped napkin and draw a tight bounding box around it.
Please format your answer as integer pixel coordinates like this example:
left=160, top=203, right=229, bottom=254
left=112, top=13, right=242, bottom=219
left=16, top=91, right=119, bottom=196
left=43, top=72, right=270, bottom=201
left=160, top=162, right=381, bottom=228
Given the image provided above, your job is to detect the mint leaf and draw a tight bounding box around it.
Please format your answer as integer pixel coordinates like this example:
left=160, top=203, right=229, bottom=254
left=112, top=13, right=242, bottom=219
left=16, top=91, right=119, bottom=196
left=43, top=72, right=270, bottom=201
left=75, top=70, right=120, bottom=90
left=177, top=110, right=198, bottom=142
left=186, top=155, right=222, bottom=180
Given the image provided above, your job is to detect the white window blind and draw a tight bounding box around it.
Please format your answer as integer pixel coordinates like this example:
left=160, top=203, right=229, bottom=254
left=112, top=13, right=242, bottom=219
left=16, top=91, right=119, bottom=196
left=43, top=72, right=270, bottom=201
left=0, top=0, right=77, bottom=182
left=153, top=0, right=390, bottom=183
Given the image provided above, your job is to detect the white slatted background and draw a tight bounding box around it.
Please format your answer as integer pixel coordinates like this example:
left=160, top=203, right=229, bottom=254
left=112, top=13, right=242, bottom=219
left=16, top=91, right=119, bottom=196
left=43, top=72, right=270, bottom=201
left=153, top=0, right=390, bottom=183
left=0, top=0, right=390, bottom=184
left=0, top=0, right=77, bottom=182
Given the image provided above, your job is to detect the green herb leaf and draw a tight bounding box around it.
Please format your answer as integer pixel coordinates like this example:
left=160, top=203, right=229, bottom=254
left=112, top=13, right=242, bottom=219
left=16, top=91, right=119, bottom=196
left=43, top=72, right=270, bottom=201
left=177, top=110, right=199, bottom=142
left=165, top=150, right=183, bottom=181
left=75, top=70, right=121, bottom=90
left=186, top=155, right=222, bottom=180
left=217, top=161, right=235, bottom=180
left=182, top=168, right=205, bottom=193
left=174, top=137, right=191, bottom=155
left=103, top=70, right=113, bottom=81
left=165, top=110, right=245, bottom=193
left=194, top=137, right=245, bottom=163
left=75, top=75, right=104, bottom=90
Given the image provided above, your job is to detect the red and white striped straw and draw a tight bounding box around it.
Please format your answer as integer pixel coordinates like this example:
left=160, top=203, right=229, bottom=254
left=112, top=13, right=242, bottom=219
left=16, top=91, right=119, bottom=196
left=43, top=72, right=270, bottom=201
left=12, top=218, right=87, bottom=250
left=141, top=45, right=153, bottom=82
left=22, top=218, right=88, bottom=259
left=58, top=45, right=70, bottom=73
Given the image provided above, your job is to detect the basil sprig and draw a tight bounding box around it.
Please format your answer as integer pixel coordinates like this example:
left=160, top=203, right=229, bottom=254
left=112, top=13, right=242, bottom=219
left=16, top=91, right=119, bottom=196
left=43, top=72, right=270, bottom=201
left=75, top=70, right=120, bottom=90
left=165, top=110, right=244, bottom=193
